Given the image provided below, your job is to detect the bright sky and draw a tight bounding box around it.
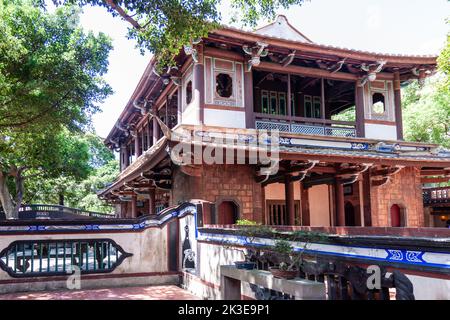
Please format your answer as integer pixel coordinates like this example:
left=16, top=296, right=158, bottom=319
left=71, top=0, right=450, bottom=138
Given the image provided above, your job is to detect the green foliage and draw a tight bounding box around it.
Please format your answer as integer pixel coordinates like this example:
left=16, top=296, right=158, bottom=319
left=24, top=136, right=119, bottom=214
left=437, top=32, right=450, bottom=94
left=402, top=76, right=450, bottom=149
left=273, top=239, right=293, bottom=255
left=331, top=106, right=356, bottom=122
left=0, top=1, right=112, bottom=218
left=236, top=219, right=260, bottom=226
left=42, top=0, right=305, bottom=68
left=0, top=0, right=112, bottom=132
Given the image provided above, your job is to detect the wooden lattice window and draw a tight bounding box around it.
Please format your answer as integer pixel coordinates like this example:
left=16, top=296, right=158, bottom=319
left=266, top=200, right=300, bottom=226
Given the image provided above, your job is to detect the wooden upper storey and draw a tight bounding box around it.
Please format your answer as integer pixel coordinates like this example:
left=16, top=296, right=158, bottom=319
left=105, top=16, right=437, bottom=152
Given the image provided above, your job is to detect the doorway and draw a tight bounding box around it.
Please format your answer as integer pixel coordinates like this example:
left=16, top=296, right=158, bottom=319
left=218, top=201, right=238, bottom=225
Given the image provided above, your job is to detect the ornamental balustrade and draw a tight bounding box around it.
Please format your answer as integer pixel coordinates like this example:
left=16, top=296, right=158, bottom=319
left=255, top=114, right=356, bottom=138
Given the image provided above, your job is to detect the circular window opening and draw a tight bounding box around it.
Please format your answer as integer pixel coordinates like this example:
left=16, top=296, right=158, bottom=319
left=186, top=81, right=193, bottom=105
left=216, top=73, right=233, bottom=98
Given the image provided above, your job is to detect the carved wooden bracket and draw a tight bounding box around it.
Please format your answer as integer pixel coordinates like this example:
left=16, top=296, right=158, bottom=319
left=371, top=165, right=404, bottom=187
left=243, top=42, right=269, bottom=72
left=358, top=60, right=387, bottom=87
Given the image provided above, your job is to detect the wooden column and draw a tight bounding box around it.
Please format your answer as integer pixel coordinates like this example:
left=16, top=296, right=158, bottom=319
left=153, top=115, right=159, bottom=145
left=358, top=179, right=365, bottom=227
left=300, top=182, right=310, bottom=226
left=135, top=132, right=141, bottom=158
left=149, top=188, right=156, bottom=215
left=120, top=143, right=129, bottom=171
left=335, top=180, right=345, bottom=226
left=244, top=70, right=255, bottom=128
left=355, top=84, right=365, bottom=138
left=141, top=128, right=146, bottom=152
left=394, top=71, right=403, bottom=140
left=120, top=203, right=127, bottom=219
left=321, top=78, right=326, bottom=119
left=146, top=118, right=152, bottom=149
left=131, top=194, right=138, bottom=219
left=285, top=174, right=296, bottom=226
left=177, top=87, right=182, bottom=125
left=193, top=46, right=205, bottom=124
left=362, top=171, right=372, bottom=227
left=287, top=74, right=292, bottom=117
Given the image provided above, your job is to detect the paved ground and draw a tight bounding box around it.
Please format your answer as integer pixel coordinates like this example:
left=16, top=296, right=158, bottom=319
left=0, top=285, right=200, bottom=300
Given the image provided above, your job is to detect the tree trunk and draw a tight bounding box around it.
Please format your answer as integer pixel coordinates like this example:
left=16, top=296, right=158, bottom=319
left=12, top=173, right=25, bottom=219
left=0, top=172, right=17, bottom=219
left=59, top=193, right=64, bottom=206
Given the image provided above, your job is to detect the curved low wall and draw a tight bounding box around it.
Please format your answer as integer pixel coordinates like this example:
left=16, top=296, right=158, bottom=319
left=0, top=203, right=197, bottom=294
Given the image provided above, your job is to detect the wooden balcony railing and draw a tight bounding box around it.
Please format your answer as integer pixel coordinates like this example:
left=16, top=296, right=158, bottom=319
left=255, top=113, right=356, bottom=138
left=423, top=187, right=450, bottom=206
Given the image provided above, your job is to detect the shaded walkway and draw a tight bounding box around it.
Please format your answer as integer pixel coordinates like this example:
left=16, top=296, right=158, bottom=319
left=0, top=285, right=200, bottom=300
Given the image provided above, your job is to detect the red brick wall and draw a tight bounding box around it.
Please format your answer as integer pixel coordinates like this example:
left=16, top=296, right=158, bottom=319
left=370, top=167, right=424, bottom=227
left=171, top=165, right=264, bottom=223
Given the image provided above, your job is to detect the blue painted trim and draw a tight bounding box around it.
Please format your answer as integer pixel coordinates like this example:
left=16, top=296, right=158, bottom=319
left=0, top=204, right=197, bottom=234
left=197, top=231, right=450, bottom=271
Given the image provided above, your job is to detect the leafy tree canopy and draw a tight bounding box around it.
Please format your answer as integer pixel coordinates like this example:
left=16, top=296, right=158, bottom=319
left=0, top=0, right=113, bottom=218
left=0, top=0, right=112, bottom=132
left=402, top=75, right=450, bottom=149
left=25, top=148, right=119, bottom=214
left=41, top=0, right=305, bottom=68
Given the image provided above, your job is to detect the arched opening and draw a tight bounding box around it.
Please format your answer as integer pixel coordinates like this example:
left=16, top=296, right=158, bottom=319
left=372, top=92, right=386, bottom=114
left=344, top=202, right=357, bottom=226
left=390, top=204, right=402, bottom=227
left=185, top=81, right=193, bottom=105
left=216, top=73, right=233, bottom=98
left=218, top=201, right=238, bottom=225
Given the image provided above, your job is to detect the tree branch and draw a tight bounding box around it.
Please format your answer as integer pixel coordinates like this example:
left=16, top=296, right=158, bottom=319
left=105, top=0, right=142, bottom=29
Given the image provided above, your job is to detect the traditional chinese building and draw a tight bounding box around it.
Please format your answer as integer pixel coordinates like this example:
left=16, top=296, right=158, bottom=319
left=99, top=15, right=450, bottom=229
